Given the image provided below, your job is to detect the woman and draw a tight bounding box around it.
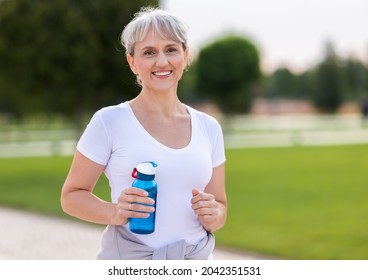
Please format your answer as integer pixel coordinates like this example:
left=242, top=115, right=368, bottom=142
left=61, top=7, right=227, bottom=260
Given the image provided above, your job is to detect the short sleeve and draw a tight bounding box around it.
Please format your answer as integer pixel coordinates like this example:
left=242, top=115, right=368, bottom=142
left=211, top=121, right=226, bottom=168
left=76, top=111, right=112, bottom=166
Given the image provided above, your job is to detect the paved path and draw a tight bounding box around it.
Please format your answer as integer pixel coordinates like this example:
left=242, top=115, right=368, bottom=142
left=0, top=206, right=270, bottom=260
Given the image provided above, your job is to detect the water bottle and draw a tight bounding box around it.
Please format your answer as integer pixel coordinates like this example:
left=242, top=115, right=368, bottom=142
left=129, top=161, right=158, bottom=234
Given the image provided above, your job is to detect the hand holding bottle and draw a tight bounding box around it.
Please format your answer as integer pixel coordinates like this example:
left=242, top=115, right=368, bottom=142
left=129, top=162, right=158, bottom=234
left=112, top=187, right=155, bottom=225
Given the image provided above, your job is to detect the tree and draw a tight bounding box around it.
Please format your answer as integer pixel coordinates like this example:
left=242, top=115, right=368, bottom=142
left=312, top=41, right=345, bottom=113
left=0, top=0, right=157, bottom=122
left=262, top=66, right=316, bottom=101
left=195, top=35, right=261, bottom=114
left=264, top=67, right=297, bottom=99
left=342, top=57, right=367, bottom=101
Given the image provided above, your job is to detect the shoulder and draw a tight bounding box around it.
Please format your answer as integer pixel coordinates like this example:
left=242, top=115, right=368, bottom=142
left=186, top=105, right=223, bottom=137
left=187, top=105, right=222, bottom=129
left=97, top=102, right=128, bottom=117
left=94, top=102, right=129, bottom=124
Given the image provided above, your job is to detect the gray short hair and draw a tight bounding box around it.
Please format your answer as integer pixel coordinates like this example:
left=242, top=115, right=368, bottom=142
left=121, top=7, right=189, bottom=56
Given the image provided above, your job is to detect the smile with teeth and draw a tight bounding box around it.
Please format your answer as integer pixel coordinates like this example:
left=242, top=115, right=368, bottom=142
left=153, top=71, right=172, bottom=76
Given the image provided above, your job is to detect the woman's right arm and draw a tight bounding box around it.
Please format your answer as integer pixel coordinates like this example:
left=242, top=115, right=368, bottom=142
left=60, top=151, right=154, bottom=225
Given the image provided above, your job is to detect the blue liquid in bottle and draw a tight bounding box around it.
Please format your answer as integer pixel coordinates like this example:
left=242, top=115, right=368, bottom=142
left=129, top=162, right=158, bottom=234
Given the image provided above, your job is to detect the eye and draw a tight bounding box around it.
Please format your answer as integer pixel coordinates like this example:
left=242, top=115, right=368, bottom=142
left=166, top=47, right=177, bottom=54
left=143, top=49, right=155, bottom=56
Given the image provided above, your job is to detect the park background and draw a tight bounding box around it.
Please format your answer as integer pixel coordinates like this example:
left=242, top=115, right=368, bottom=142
left=0, top=0, right=368, bottom=260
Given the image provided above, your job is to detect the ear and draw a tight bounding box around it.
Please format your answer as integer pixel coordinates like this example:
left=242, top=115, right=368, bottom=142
left=183, top=48, right=189, bottom=71
left=126, top=54, right=138, bottom=75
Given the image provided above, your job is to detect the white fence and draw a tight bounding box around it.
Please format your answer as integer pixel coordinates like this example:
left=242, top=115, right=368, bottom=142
left=223, top=113, right=368, bottom=148
left=1, top=114, right=368, bottom=157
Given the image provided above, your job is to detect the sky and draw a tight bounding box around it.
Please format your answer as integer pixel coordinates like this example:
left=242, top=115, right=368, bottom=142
left=161, top=0, right=368, bottom=73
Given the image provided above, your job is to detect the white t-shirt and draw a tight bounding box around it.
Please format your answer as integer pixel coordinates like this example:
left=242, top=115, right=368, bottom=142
left=77, top=101, right=226, bottom=248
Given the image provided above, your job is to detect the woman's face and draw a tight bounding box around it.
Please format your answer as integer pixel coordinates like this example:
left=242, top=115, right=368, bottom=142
left=127, top=29, right=188, bottom=93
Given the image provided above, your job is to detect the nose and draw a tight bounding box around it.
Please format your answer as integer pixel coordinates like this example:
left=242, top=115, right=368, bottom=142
left=156, top=51, right=169, bottom=67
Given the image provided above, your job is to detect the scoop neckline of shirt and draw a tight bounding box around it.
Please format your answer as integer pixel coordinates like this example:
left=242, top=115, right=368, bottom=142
left=123, top=101, right=195, bottom=152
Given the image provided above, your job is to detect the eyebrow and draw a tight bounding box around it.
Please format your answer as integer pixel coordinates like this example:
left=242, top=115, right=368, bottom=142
left=140, top=43, right=181, bottom=50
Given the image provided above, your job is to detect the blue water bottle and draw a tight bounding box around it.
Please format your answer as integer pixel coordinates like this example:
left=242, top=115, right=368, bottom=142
left=129, top=161, right=158, bottom=234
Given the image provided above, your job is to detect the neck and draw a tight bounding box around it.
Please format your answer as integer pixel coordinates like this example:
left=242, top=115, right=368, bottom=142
left=131, top=88, right=186, bottom=117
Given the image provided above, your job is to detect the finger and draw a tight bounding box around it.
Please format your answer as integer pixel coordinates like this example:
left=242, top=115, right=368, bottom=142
left=116, top=201, right=132, bottom=214
left=118, top=188, right=145, bottom=204
left=129, top=202, right=155, bottom=213
left=191, top=191, right=203, bottom=204
left=191, top=192, right=213, bottom=204
left=125, top=187, right=149, bottom=197
left=194, top=206, right=215, bottom=216
left=123, top=204, right=151, bottom=218
left=126, top=195, right=155, bottom=206
left=121, top=189, right=154, bottom=205
left=192, top=188, right=200, bottom=197
left=192, top=198, right=218, bottom=211
left=116, top=202, right=153, bottom=219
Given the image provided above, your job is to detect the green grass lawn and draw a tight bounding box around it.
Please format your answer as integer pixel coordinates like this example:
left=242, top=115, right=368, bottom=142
left=1, top=144, right=367, bottom=259
left=0, top=156, right=110, bottom=216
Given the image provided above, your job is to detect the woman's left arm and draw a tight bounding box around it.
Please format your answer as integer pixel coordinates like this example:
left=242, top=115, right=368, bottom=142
left=191, top=163, right=227, bottom=232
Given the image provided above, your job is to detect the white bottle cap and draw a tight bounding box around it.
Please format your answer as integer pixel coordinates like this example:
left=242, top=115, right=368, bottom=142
left=136, top=162, right=157, bottom=175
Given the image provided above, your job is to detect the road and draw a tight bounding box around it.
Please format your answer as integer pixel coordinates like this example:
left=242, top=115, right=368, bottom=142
left=0, top=206, right=272, bottom=260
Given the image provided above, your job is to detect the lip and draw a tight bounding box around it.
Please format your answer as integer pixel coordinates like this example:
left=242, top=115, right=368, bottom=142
left=152, top=71, right=173, bottom=78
